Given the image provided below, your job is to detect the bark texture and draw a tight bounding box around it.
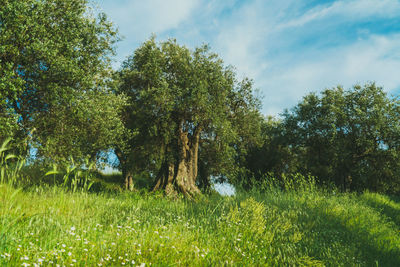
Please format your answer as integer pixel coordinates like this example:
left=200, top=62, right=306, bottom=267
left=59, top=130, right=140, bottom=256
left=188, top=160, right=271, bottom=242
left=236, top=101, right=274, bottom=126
left=115, top=147, right=134, bottom=191
left=153, top=127, right=201, bottom=198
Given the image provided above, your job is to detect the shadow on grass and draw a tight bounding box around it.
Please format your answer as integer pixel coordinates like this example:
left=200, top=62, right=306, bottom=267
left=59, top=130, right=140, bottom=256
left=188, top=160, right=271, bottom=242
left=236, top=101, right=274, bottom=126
left=300, top=200, right=400, bottom=266
left=251, top=192, right=400, bottom=266
left=360, top=192, right=400, bottom=228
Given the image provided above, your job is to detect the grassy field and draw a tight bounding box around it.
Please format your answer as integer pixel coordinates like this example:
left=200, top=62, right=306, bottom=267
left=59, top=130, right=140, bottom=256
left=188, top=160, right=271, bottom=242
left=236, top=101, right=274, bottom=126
left=1, top=178, right=400, bottom=266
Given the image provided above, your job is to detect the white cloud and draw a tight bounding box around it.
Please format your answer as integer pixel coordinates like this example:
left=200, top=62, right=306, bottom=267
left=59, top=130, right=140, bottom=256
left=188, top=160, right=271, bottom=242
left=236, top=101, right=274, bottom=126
left=262, top=34, right=400, bottom=115
left=95, top=0, right=200, bottom=63
left=94, top=0, right=400, bottom=116
left=99, top=0, right=199, bottom=36
left=279, top=0, right=400, bottom=30
left=203, top=0, right=400, bottom=115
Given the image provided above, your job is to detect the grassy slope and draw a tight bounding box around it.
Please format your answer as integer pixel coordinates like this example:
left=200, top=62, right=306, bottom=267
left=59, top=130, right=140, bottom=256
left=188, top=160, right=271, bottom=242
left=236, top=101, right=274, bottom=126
left=1, top=184, right=400, bottom=266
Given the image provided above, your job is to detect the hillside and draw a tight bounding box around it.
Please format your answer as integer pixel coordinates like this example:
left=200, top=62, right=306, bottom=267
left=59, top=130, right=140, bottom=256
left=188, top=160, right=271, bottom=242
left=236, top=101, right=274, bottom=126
left=1, top=184, right=399, bottom=266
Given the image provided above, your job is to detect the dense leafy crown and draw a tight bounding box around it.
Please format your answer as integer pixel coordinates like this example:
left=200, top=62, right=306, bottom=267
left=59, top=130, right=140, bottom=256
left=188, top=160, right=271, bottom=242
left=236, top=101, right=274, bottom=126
left=0, top=0, right=125, bottom=162
left=117, top=38, right=261, bottom=178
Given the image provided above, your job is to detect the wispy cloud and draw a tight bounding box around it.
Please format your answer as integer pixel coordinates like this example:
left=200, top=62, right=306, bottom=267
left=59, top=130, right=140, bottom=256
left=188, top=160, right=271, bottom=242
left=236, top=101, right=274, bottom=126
left=94, top=0, right=400, bottom=116
left=261, top=34, right=400, bottom=114
left=95, top=0, right=200, bottom=61
left=279, top=0, right=400, bottom=30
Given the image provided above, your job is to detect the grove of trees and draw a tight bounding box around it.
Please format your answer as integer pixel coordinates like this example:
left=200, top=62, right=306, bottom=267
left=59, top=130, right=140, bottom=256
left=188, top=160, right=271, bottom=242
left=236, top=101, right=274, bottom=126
left=1, top=0, right=400, bottom=196
left=245, top=84, right=400, bottom=194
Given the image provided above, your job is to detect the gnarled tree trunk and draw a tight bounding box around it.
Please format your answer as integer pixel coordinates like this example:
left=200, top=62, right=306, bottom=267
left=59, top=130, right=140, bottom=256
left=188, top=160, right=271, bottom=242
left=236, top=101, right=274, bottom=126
left=153, top=127, right=201, bottom=198
left=115, top=147, right=134, bottom=191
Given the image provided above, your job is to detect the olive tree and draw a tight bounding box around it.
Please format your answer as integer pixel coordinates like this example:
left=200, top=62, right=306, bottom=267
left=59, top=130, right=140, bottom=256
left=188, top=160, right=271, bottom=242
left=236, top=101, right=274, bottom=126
left=117, top=38, right=261, bottom=197
left=0, top=0, right=126, bottom=163
left=283, top=83, right=400, bottom=193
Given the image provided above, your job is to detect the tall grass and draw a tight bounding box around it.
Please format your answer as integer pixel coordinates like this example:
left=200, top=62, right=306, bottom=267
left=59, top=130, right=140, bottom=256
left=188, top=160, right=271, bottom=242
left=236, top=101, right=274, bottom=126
left=1, top=139, right=400, bottom=266
left=0, top=138, right=25, bottom=186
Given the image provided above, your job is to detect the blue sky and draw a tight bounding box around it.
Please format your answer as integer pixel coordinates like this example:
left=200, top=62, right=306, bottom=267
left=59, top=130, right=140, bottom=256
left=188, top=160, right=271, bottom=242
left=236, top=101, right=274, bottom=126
left=93, top=0, right=400, bottom=116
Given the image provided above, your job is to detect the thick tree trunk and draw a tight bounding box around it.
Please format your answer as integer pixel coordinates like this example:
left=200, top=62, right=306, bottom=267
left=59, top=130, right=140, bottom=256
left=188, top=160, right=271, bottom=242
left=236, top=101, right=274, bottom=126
left=115, top=147, right=134, bottom=191
left=124, top=172, right=134, bottom=191
left=153, top=127, right=201, bottom=198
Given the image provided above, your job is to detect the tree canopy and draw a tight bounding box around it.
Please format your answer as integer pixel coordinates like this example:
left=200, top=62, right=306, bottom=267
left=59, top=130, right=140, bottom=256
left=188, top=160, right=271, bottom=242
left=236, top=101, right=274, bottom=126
left=243, top=83, right=400, bottom=194
left=0, top=0, right=126, bottom=163
left=116, top=38, right=261, bottom=197
left=2, top=0, right=399, bottom=196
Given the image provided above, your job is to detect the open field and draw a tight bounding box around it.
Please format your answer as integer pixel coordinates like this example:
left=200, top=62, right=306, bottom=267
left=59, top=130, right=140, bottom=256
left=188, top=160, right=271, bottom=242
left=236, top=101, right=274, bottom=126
left=1, top=181, right=400, bottom=266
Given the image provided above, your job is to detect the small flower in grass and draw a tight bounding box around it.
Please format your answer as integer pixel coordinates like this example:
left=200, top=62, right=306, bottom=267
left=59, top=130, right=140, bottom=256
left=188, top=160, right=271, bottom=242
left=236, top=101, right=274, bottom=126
left=68, top=252, right=72, bottom=256
left=62, top=244, right=66, bottom=248
left=71, top=226, right=76, bottom=231
left=21, top=256, right=29, bottom=261
left=72, top=259, right=76, bottom=263
left=21, top=263, right=30, bottom=267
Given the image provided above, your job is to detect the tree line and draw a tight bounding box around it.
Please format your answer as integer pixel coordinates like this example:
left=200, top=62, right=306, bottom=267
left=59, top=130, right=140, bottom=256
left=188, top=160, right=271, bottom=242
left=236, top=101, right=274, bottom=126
left=1, top=0, right=399, bottom=196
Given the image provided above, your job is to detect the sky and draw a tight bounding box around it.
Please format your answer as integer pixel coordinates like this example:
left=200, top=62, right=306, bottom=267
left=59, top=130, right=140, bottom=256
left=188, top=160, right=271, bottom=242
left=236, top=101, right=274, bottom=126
left=93, top=0, right=400, bottom=116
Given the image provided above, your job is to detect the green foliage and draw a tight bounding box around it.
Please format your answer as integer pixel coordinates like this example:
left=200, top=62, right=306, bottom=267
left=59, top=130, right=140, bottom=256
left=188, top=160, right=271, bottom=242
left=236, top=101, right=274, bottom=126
left=234, top=116, right=296, bottom=189
left=243, top=83, right=400, bottom=194
left=44, top=158, right=95, bottom=193
left=33, top=91, right=131, bottom=165
left=0, top=139, right=26, bottom=186
left=0, top=0, right=125, bottom=163
left=283, top=83, right=400, bottom=193
left=116, top=37, right=261, bottom=186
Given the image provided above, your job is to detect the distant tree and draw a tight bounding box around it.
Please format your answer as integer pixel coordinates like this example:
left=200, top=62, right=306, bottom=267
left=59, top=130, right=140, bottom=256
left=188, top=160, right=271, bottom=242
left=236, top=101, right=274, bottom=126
left=238, top=116, right=297, bottom=189
left=283, top=83, right=400, bottom=193
left=0, top=0, right=126, bottom=163
left=116, top=38, right=261, bottom=197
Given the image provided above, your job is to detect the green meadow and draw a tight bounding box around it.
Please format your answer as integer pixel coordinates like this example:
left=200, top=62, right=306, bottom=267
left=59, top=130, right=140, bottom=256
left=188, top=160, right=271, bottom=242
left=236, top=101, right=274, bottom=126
left=1, top=176, right=400, bottom=266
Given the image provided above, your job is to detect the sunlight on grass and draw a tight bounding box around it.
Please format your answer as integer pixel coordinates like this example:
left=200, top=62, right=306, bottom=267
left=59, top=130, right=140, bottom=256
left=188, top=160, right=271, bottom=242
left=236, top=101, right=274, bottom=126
left=1, top=184, right=399, bottom=266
